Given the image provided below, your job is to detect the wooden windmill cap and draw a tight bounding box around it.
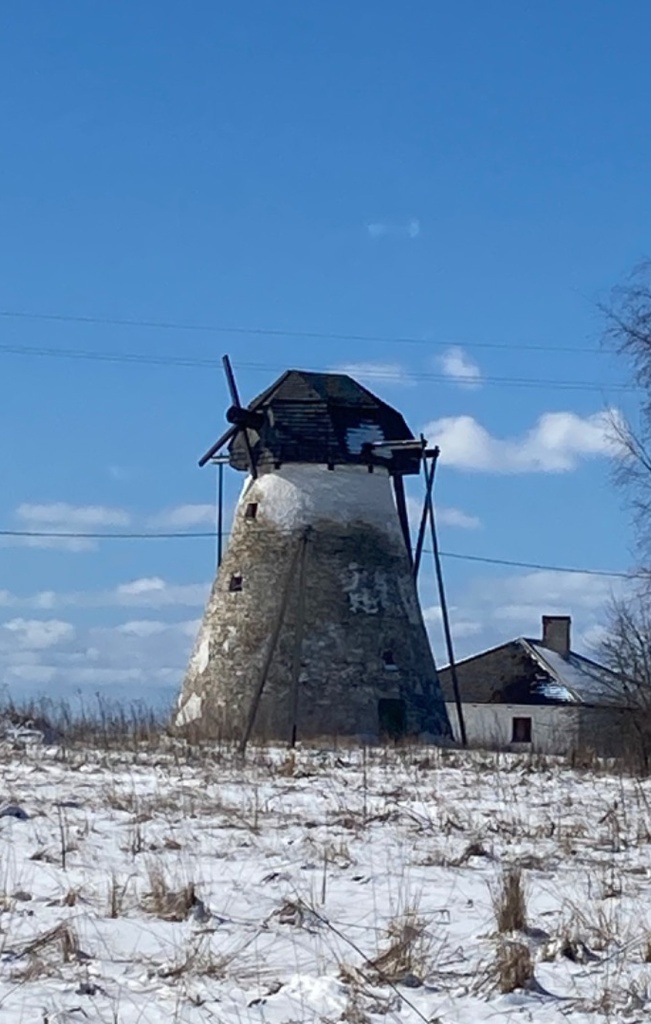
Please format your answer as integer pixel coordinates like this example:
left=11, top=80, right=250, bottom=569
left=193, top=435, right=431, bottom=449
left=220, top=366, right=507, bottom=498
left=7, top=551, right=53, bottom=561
left=227, top=369, right=423, bottom=475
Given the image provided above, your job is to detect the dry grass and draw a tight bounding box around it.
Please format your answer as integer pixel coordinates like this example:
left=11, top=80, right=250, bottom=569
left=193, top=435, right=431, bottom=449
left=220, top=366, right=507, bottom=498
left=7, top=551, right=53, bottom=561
left=107, top=874, right=132, bottom=918
left=493, top=866, right=527, bottom=934
left=368, top=910, right=431, bottom=984
left=155, top=936, right=229, bottom=981
left=8, top=921, right=82, bottom=980
left=495, top=940, right=534, bottom=993
left=141, top=861, right=197, bottom=921
left=0, top=692, right=166, bottom=751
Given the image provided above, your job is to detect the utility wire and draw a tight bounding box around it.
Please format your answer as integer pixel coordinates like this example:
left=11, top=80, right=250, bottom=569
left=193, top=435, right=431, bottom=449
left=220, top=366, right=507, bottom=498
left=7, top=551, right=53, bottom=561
left=0, top=528, right=632, bottom=578
left=0, top=343, right=635, bottom=394
left=0, top=307, right=605, bottom=355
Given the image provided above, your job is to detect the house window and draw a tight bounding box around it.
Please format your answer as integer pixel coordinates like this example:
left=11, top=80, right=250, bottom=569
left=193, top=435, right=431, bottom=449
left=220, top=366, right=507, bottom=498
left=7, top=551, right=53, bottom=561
left=244, top=502, right=258, bottom=520
left=229, top=573, right=243, bottom=593
left=511, top=717, right=532, bottom=743
left=382, top=650, right=398, bottom=670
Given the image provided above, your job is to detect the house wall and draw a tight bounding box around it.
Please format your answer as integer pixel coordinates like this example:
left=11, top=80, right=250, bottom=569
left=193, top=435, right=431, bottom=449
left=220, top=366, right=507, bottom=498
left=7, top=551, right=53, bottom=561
left=446, top=701, right=582, bottom=754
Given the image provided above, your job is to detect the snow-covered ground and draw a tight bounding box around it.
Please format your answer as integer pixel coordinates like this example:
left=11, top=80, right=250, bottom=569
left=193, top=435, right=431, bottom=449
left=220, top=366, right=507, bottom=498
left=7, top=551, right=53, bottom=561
left=1, top=740, right=650, bottom=1023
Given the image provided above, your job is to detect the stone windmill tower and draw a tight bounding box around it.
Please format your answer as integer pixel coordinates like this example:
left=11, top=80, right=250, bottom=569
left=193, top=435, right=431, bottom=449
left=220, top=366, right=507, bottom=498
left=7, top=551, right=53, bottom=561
left=174, top=359, right=452, bottom=746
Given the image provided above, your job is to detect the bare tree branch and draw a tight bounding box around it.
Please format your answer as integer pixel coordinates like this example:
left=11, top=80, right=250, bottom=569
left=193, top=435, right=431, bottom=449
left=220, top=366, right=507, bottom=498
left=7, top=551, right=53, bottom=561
left=602, top=261, right=651, bottom=561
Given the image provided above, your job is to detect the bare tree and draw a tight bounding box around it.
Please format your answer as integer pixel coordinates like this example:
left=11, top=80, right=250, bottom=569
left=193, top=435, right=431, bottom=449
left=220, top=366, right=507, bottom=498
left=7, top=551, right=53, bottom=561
left=602, top=261, right=651, bottom=556
left=595, top=265, right=651, bottom=767
left=598, top=594, right=651, bottom=770
left=599, top=596, right=651, bottom=702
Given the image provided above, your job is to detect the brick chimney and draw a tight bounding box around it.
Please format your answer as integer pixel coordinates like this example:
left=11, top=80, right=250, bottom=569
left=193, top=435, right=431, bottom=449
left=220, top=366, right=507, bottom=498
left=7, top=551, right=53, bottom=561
left=541, top=615, right=571, bottom=658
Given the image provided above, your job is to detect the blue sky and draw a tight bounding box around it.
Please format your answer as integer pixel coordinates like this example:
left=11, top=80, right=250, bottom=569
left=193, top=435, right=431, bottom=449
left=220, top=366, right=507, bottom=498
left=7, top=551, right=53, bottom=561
left=0, top=1, right=649, bottom=706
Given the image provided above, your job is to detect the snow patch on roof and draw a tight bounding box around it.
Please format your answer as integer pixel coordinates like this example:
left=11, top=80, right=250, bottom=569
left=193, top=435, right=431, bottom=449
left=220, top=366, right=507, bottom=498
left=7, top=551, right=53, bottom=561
left=346, top=422, right=385, bottom=453
left=526, top=641, right=621, bottom=705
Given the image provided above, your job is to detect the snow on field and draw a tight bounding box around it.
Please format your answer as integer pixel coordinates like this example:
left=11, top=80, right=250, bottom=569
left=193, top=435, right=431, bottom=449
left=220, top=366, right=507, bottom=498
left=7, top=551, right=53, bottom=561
left=1, top=740, right=651, bottom=1022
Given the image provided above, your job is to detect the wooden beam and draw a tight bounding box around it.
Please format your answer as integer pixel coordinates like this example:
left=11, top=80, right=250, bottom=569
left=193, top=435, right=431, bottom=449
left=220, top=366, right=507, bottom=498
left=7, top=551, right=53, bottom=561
left=239, top=533, right=305, bottom=755
left=393, top=474, right=413, bottom=568
left=289, top=529, right=311, bottom=748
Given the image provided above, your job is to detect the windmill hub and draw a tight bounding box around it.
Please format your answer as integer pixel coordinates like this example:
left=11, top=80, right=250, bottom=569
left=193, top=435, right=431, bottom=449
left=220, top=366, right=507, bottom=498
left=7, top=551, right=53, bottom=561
left=175, top=367, right=452, bottom=746
left=225, top=406, right=264, bottom=430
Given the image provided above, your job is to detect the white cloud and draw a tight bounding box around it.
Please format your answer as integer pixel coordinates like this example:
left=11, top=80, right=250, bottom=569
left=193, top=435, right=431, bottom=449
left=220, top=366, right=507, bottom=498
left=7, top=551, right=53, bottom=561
left=366, top=218, right=420, bottom=240
left=424, top=409, right=624, bottom=473
left=0, top=613, right=203, bottom=703
left=0, top=577, right=211, bottom=612
left=2, top=618, right=75, bottom=650
left=438, top=346, right=482, bottom=389
left=16, top=503, right=130, bottom=528
left=437, top=507, right=481, bottom=530
left=423, top=566, right=628, bottom=666
left=406, top=495, right=480, bottom=531
left=333, top=362, right=413, bottom=388
left=7, top=502, right=132, bottom=552
left=7, top=665, right=58, bottom=685
left=148, top=504, right=215, bottom=529
left=423, top=605, right=483, bottom=640
left=116, top=620, right=170, bottom=638
left=112, top=578, right=209, bottom=608
left=116, top=577, right=167, bottom=598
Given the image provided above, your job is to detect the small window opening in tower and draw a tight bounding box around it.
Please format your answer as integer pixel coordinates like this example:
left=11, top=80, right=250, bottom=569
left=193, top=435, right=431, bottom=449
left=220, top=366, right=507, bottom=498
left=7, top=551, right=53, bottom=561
left=382, top=650, right=398, bottom=671
left=229, top=573, right=243, bottom=593
left=244, top=502, right=258, bottom=520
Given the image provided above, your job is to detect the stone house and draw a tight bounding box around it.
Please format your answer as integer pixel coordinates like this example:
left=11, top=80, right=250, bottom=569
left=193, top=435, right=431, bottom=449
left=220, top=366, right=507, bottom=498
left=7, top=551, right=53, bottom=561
left=437, top=615, right=637, bottom=757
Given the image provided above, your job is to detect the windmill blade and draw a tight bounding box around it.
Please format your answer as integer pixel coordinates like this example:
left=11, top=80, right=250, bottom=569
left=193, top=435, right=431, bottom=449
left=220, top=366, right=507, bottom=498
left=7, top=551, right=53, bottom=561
left=222, top=354, right=242, bottom=409
left=198, top=424, right=238, bottom=467
left=222, top=354, right=259, bottom=479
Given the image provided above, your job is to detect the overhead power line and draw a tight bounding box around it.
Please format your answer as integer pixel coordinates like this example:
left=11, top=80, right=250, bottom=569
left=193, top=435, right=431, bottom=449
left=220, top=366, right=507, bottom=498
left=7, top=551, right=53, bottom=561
left=0, top=343, right=635, bottom=394
left=0, top=307, right=605, bottom=355
left=0, top=527, right=632, bottom=579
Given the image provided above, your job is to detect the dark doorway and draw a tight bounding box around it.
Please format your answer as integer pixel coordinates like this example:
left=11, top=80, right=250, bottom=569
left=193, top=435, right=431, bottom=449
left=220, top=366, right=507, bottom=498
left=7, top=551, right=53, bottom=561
left=378, top=698, right=407, bottom=740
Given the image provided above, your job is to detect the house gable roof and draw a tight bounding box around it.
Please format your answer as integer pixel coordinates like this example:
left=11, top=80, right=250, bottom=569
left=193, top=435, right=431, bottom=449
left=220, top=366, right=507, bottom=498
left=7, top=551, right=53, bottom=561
left=439, top=637, right=623, bottom=707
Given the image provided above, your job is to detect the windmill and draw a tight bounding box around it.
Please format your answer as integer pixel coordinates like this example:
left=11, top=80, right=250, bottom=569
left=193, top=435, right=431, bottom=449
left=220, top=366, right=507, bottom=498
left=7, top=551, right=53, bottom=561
left=174, top=358, right=453, bottom=747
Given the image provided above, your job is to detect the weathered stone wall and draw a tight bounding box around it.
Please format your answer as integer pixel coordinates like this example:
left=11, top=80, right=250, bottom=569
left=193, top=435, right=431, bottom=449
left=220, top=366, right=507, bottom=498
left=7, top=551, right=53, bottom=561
left=175, top=464, right=451, bottom=743
left=437, top=642, right=542, bottom=704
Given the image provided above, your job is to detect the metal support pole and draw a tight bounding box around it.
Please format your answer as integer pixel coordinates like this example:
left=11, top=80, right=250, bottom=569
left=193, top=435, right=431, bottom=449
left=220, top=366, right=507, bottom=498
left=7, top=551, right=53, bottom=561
left=426, top=459, right=467, bottom=747
left=413, top=446, right=439, bottom=580
left=211, top=455, right=229, bottom=569
left=217, top=460, right=224, bottom=569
